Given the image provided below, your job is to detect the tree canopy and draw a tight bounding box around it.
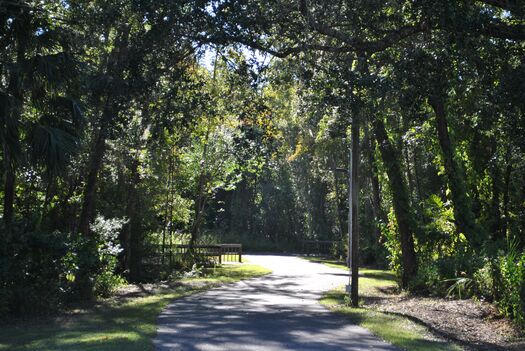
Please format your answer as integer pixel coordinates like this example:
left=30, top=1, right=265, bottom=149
left=1, top=0, right=524, bottom=327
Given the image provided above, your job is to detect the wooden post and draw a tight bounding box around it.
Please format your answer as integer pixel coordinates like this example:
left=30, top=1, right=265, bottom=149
left=239, top=245, right=242, bottom=263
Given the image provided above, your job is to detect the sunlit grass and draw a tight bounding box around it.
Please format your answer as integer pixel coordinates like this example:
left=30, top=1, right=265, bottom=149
left=0, top=264, right=271, bottom=351
left=303, top=256, right=461, bottom=351
left=320, top=289, right=462, bottom=351
left=302, top=256, right=397, bottom=293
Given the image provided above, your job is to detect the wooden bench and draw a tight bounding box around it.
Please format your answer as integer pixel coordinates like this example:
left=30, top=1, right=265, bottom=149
left=173, top=244, right=242, bottom=264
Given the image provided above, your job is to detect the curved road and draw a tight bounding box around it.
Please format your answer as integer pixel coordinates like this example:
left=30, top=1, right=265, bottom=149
left=154, top=255, right=399, bottom=351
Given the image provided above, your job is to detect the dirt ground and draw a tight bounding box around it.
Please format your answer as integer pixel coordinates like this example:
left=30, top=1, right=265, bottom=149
left=366, top=286, right=525, bottom=351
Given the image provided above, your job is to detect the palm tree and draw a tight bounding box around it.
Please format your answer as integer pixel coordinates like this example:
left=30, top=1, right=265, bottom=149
left=1, top=1, right=83, bottom=229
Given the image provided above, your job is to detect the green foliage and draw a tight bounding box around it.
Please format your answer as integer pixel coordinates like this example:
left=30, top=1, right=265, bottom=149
left=93, top=265, right=127, bottom=298
left=473, top=258, right=498, bottom=301
left=90, top=216, right=128, bottom=297
left=445, top=277, right=474, bottom=300
left=409, top=259, right=442, bottom=294
left=422, top=194, right=456, bottom=242
left=0, top=216, right=129, bottom=315
left=0, top=227, right=75, bottom=315
left=497, top=242, right=525, bottom=328
left=381, top=209, right=402, bottom=279
left=1, top=0, right=525, bottom=331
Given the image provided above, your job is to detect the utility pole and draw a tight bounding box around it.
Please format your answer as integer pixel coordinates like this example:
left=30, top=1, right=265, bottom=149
left=346, top=119, right=353, bottom=297
left=346, top=117, right=360, bottom=307
left=351, top=117, right=360, bottom=306
left=330, top=112, right=360, bottom=307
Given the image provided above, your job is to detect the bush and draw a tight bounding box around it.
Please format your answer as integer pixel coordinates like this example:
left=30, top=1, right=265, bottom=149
left=473, top=258, right=497, bottom=301
left=409, top=258, right=442, bottom=294
left=94, top=261, right=127, bottom=298
left=0, top=216, right=129, bottom=317
left=381, top=209, right=402, bottom=281
left=0, top=226, right=76, bottom=316
left=497, top=242, right=525, bottom=328
left=90, top=216, right=128, bottom=297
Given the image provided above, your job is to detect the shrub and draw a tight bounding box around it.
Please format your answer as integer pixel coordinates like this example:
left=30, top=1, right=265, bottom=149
left=497, top=242, right=525, bottom=328
left=409, top=258, right=442, bottom=294
left=90, top=216, right=128, bottom=297
left=0, top=217, right=130, bottom=316
left=381, top=209, right=402, bottom=281
left=445, top=277, right=474, bottom=299
left=94, top=261, right=127, bottom=298
left=0, top=226, right=76, bottom=316
left=473, top=258, right=497, bottom=301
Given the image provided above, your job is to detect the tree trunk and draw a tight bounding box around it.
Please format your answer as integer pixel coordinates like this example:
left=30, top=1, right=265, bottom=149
left=373, top=117, right=417, bottom=288
left=2, top=145, right=15, bottom=228
left=161, top=150, right=174, bottom=265
left=331, top=156, right=347, bottom=240
left=413, top=147, right=423, bottom=204
left=429, top=95, right=477, bottom=244
left=502, top=161, right=512, bottom=239
left=37, top=177, right=56, bottom=229
left=122, top=157, right=140, bottom=278
left=76, top=127, right=108, bottom=300
left=189, top=125, right=211, bottom=248
left=520, top=172, right=525, bottom=245
left=365, top=120, right=384, bottom=240
left=490, top=164, right=502, bottom=240
left=404, top=146, right=415, bottom=205
left=402, top=116, right=415, bottom=205
left=78, top=128, right=107, bottom=236
left=2, top=44, right=25, bottom=228
left=190, top=173, right=207, bottom=248
left=129, top=167, right=143, bottom=280
left=78, top=25, right=130, bottom=236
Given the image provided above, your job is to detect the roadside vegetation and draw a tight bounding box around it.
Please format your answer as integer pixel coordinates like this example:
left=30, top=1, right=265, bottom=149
left=321, top=289, right=462, bottom=351
left=306, top=257, right=461, bottom=351
left=0, top=264, right=270, bottom=351
left=309, top=257, right=524, bottom=350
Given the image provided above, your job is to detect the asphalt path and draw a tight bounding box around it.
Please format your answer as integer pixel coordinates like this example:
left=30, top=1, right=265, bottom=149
left=154, top=254, right=399, bottom=351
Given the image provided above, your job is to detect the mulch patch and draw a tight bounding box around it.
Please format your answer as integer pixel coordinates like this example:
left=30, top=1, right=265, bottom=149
left=365, top=288, right=524, bottom=350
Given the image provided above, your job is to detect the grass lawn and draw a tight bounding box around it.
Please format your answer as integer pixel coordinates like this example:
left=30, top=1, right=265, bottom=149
left=303, top=257, right=462, bottom=351
left=0, top=264, right=270, bottom=351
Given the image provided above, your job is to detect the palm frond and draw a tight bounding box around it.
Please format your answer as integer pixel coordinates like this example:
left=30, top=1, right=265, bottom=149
left=47, top=96, right=85, bottom=131
left=16, top=52, right=80, bottom=93
left=0, top=90, right=22, bottom=160
left=28, top=123, right=79, bottom=174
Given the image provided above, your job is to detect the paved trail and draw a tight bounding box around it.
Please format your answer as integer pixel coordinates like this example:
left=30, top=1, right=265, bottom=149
left=155, top=255, right=399, bottom=351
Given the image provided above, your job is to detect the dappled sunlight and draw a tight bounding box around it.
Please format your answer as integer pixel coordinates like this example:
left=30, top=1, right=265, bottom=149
left=155, top=255, right=399, bottom=350
left=0, top=265, right=269, bottom=351
left=321, top=290, right=461, bottom=351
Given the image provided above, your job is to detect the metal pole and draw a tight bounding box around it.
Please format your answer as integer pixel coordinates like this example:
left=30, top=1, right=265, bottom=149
left=346, top=120, right=353, bottom=297
left=350, top=118, right=360, bottom=307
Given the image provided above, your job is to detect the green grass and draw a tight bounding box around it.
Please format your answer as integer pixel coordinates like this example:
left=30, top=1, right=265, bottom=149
left=320, top=290, right=461, bottom=351
left=303, top=257, right=461, bottom=351
left=302, top=256, right=350, bottom=270
left=302, top=256, right=398, bottom=293
left=0, top=264, right=271, bottom=351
